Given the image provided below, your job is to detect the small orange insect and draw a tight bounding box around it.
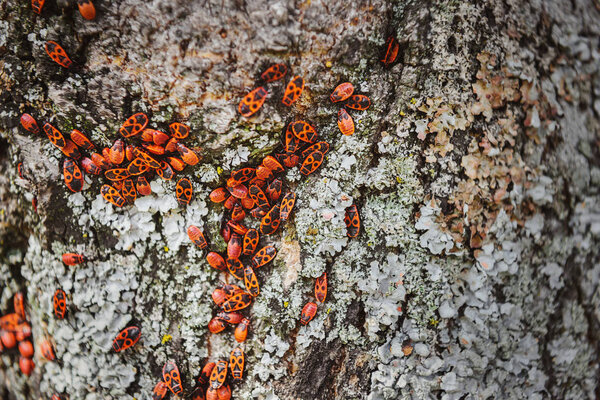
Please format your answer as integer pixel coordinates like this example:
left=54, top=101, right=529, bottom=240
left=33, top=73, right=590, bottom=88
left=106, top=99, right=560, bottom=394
left=63, top=159, right=84, bottom=192
left=112, top=326, right=141, bottom=352
left=165, top=137, right=179, bottom=153
left=110, top=139, right=125, bottom=164
left=345, top=94, right=371, bottom=110
left=301, top=141, right=330, bottom=159
left=217, top=385, right=231, bottom=400
left=206, top=388, right=217, bottom=400
left=251, top=246, right=277, bottom=268
left=344, top=204, right=360, bottom=237
left=229, top=347, right=245, bottom=381
left=176, top=177, right=193, bottom=206
left=330, top=82, right=354, bottom=103
left=45, top=41, right=72, bottom=68
left=260, top=204, right=281, bottom=235
left=91, top=152, right=110, bottom=169
left=315, top=272, right=327, bottom=303
left=60, top=139, right=82, bottom=159
left=279, top=191, right=296, bottom=221
left=282, top=76, right=305, bottom=106
left=120, top=113, right=148, bottom=138
left=166, top=157, right=186, bottom=171
left=163, top=360, right=183, bottom=395
left=230, top=167, right=255, bottom=184
left=249, top=184, right=270, bottom=211
left=40, top=338, right=56, bottom=360
left=284, top=122, right=299, bottom=153
left=234, top=318, right=250, bottom=343
left=222, top=292, right=252, bottom=312
left=77, top=0, right=96, bottom=20
left=169, top=122, right=190, bottom=139
left=136, top=176, right=151, bottom=196
left=13, top=292, right=25, bottom=320
left=300, top=150, right=324, bottom=175
left=105, top=168, right=130, bottom=181
left=227, top=220, right=248, bottom=235
left=217, top=312, right=244, bottom=325
left=255, top=165, right=273, bottom=181
left=126, top=158, right=150, bottom=176
left=208, top=317, right=226, bottom=333
left=31, top=0, right=45, bottom=14
left=262, top=155, right=284, bottom=173
left=300, top=302, right=318, bottom=325
left=337, top=108, right=355, bottom=136
left=266, top=178, right=282, bottom=202
left=43, top=123, right=66, bottom=149
left=101, top=184, right=126, bottom=207
left=198, top=362, right=216, bottom=386
left=210, top=187, right=228, bottom=203
left=152, top=381, right=168, bottom=400
left=133, top=147, right=161, bottom=168
left=243, top=265, right=260, bottom=297
left=157, top=161, right=175, bottom=180
left=242, top=228, right=259, bottom=255
left=80, top=157, right=101, bottom=175
left=226, top=258, right=244, bottom=280
left=176, top=143, right=200, bottom=165
left=227, top=233, right=243, bottom=259
left=238, top=87, right=268, bottom=117
left=227, top=184, right=248, bottom=199
left=62, top=253, right=85, bottom=265
left=19, top=356, right=34, bottom=376
left=70, top=129, right=95, bottom=150
left=20, top=113, right=40, bottom=134
left=188, top=225, right=208, bottom=249
left=231, top=203, right=246, bottom=222
left=53, top=289, right=67, bottom=319
left=212, top=288, right=228, bottom=307
left=121, top=179, right=137, bottom=204
left=206, top=252, right=226, bottom=271
left=381, top=36, right=400, bottom=65
left=143, top=143, right=165, bottom=156
left=209, top=360, right=228, bottom=389
left=261, top=63, right=287, bottom=82
left=291, top=120, right=317, bottom=143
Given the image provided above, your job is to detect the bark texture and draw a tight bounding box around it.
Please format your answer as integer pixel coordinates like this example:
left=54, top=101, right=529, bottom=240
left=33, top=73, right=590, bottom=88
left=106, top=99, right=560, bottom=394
left=0, top=0, right=599, bottom=399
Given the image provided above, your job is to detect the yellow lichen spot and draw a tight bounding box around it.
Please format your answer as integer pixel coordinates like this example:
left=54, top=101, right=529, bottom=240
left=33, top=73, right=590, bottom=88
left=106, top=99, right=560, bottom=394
left=326, top=308, right=331, bottom=314
left=429, top=318, right=439, bottom=326
left=400, top=110, right=406, bottom=116
left=184, top=265, right=190, bottom=270
left=283, top=301, right=289, bottom=308
left=0, top=209, right=5, bottom=215
left=410, top=98, right=417, bottom=104
left=217, top=166, right=224, bottom=175
left=325, top=60, right=333, bottom=68
left=396, top=176, right=403, bottom=184
left=82, top=233, right=88, bottom=238
left=161, top=334, right=172, bottom=344
left=164, top=246, right=169, bottom=252
left=307, top=227, right=319, bottom=235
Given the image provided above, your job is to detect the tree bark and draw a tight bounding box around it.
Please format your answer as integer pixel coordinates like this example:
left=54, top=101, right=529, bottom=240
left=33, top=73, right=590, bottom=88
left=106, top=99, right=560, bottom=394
left=1, top=0, right=599, bottom=399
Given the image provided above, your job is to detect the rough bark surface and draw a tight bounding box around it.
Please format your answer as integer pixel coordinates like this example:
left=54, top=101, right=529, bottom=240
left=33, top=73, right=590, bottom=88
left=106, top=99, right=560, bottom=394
left=1, top=0, right=599, bottom=399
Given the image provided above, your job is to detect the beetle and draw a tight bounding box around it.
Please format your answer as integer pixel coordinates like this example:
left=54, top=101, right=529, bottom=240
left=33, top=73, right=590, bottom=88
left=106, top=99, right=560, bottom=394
left=45, top=41, right=72, bottom=68
left=136, top=176, right=152, bottom=196
left=167, top=157, right=186, bottom=171
left=198, top=362, right=216, bottom=386
left=176, top=177, right=193, bottom=206
left=188, top=225, right=208, bottom=249
left=251, top=246, right=277, bottom=268
left=229, top=347, right=244, bottom=381
left=169, top=122, right=190, bottom=139
left=300, top=302, right=318, bottom=325
left=279, top=191, right=296, bottom=221
left=208, top=317, right=226, bottom=334
left=243, top=265, right=260, bottom=297
left=20, top=113, right=40, bottom=134
left=101, top=184, right=126, bottom=207
left=112, top=326, right=141, bottom=352
left=31, top=0, right=45, bottom=14
left=121, top=178, right=137, bottom=204
left=227, top=220, right=248, bottom=235
left=80, top=157, right=101, bottom=175
left=238, top=87, right=268, bottom=117
left=261, top=63, right=287, bottom=82
left=143, top=143, right=165, bottom=156
left=43, top=123, right=66, bottom=149
left=62, top=253, right=85, bottom=265
left=284, top=122, right=299, bottom=153
left=242, top=228, right=259, bottom=255
left=133, top=147, right=161, bottom=168
left=19, top=356, right=34, bottom=376
left=222, top=292, right=252, bottom=312
left=77, top=0, right=96, bottom=20
left=212, top=288, right=228, bottom=307
left=381, top=36, right=400, bottom=65
left=260, top=204, right=281, bottom=235
left=227, top=184, right=248, bottom=199
left=63, top=159, right=84, bottom=192
left=337, top=108, right=355, bottom=136
left=60, top=140, right=82, bottom=160
left=217, top=312, right=244, bottom=325
left=230, top=167, right=255, bottom=184
left=162, top=360, right=183, bottom=395
left=262, top=155, right=284, bottom=173
left=330, top=82, right=354, bottom=103
left=13, top=292, right=25, bottom=320
left=53, top=289, right=67, bottom=319
left=209, top=360, right=228, bottom=389
left=105, top=168, right=131, bottom=181
left=226, top=258, right=244, bottom=280
left=40, top=338, right=56, bottom=360
left=249, top=184, right=270, bottom=211
left=300, top=150, right=324, bottom=175
left=157, top=161, right=175, bottom=180
left=91, top=152, right=110, bottom=169
left=210, top=187, right=228, bottom=203
left=177, top=143, right=201, bottom=166
left=291, top=120, right=318, bottom=143
left=70, top=129, right=95, bottom=150
left=301, top=141, right=330, bottom=159
left=126, top=158, right=151, bottom=176
left=234, top=318, right=250, bottom=343
left=344, top=204, right=360, bottom=237
left=152, top=381, right=168, bottom=400
left=217, top=385, right=231, bottom=400
left=206, top=252, right=226, bottom=271
left=266, top=178, right=282, bottom=202
left=255, top=165, right=273, bottom=181
left=227, top=233, right=242, bottom=259
left=282, top=76, right=304, bottom=106
left=120, top=113, right=148, bottom=138
left=345, top=94, right=371, bottom=110
left=165, top=137, right=179, bottom=152
left=231, top=203, right=246, bottom=222
left=315, top=272, right=327, bottom=303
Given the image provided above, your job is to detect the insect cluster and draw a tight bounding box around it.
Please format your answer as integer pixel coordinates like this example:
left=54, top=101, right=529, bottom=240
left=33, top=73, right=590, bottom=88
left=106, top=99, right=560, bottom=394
left=0, top=293, right=35, bottom=376
left=331, top=82, right=372, bottom=136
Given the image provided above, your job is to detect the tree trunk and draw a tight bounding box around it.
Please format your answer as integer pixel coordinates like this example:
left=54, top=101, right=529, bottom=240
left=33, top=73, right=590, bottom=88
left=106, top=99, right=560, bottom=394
left=1, top=0, right=599, bottom=399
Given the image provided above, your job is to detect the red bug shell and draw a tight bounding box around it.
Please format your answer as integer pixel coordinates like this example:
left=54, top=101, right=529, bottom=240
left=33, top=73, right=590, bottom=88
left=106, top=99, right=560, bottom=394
left=45, top=41, right=72, bottom=68
left=105, top=168, right=130, bottom=181
left=260, top=204, right=281, bottom=235
left=284, top=123, right=299, bottom=153
left=223, top=196, right=237, bottom=210
left=152, top=130, right=170, bottom=145
left=121, top=178, right=137, bottom=204
left=152, top=381, right=168, bottom=400
left=70, top=129, right=95, bottom=150
left=243, top=265, right=260, bottom=297
left=40, top=338, right=56, bottom=360
left=17, top=162, right=24, bottom=179
left=176, top=177, right=193, bottom=206
left=227, top=184, right=248, bottom=199
left=242, top=228, right=259, bottom=255
left=143, top=143, right=165, bottom=156
left=381, top=36, right=400, bottom=65
left=227, top=220, right=248, bottom=235
left=15, top=322, right=32, bottom=341
left=230, top=167, right=255, bottom=184
left=217, top=385, right=231, bottom=400
left=136, top=176, right=151, bottom=196
left=1, top=331, right=16, bottom=348
left=300, top=302, right=318, bottom=325
left=212, top=288, right=228, bottom=307
left=220, top=283, right=244, bottom=297
left=251, top=245, right=277, bottom=268
left=207, top=388, right=218, bottom=400
left=250, top=206, right=266, bottom=219
left=120, top=113, right=148, bottom=138
left=0, top=313, right=22, bottom=331
left=141, top=129, right=154, bottom=142
left=53, top=289, right=67, bottom=319
left=63, top=159, right=84, bottom=192
left=169, top=122, right=190, bottom=139
left=229, top=347, right=245, bottom=381
left=280, top=152, right=300, bottom=168
left=60, top=140, right=82, bottom=160
left=208, top=317, right=226, bottom=333
left=91, top=152, right=110, bottom=169
left=241, top=196, right=255, bottom=209
left=191, top=387, right=206, bottom=400
left=31, top=0, right=45, bottom=14
left=248, top=184, right=270, bottom=211
left=227, top=233, right=242, bottom=259
left=133, top=147, right=161, bottom=168
left=301, top=141, right=330, bottom=159
left=112, top=326, right=141, bottom=352
left=19, top=340, right=34, bottom=358
left=234, top=318, right=250, bottom=343
left=20, top=113, right=40, bottom=134
left=300, top=150, right=324, bottom=175
left=330, top=82, right=354, bottom=103
left=262, top=155, right=284, bottom=173
left=222, top=292, right=252, bottom=312
left=113, top=180, right=124, bottom=191
left=165, top=137, right=179, bottom=153
left=188, top=225, right=208, bottom=249
left=226, top=258, right=244, bottom=280
left=198, top=362, right=216, bottom=386
left=279, top=191, right=296, bottom=221
left=102, top=147, right=112, bottom=162
left=209, top=360, right=228, bottom=389
left=163, top=360, right=183, bottom=395
left=167, top=157, right=186, bottom=171
left=220, top=218, right=232, bottom=242
left=217, top=312, right=244, bottom=325
left=266, top=178, right=282, bottom=202
left=43, top=123, right=66, bottom=149
left=238, top=86, right=268, bottom=117
left=77, top=0, right=96, bottom=20
left=255, top=165, right=273, bottom=181
left=261, top=63, right=287, bottom=83
left=344, top=204, right=360, bottom=237
left=14, top=292, right=25, bottom=320
left=291, top=120, right=318, bottom=143
left=345, top=94, right=371, bottom=110
left=110, top=139, right=125, bottom=165
left=157, top=161, right=175, bottom=180
left=337, top=108, right=355, bottom=136
left=177, top=143, right=201, bottom=166
left=125, top=145, right=135, bottom=161
left=282, top=76, right=305, bottom=106
left=210, top=187, right=228, bottom=203
left=62, top=253, right=85, bottom=265
left=126, top=158, right=150, bottom=176
left=19, top=356, right=34, bottom=376
left=231, top=203, right=246, bottom=222
left=101, top=184, right=126, bottom=207
left=206, top=252, right=226, bottom=271
left=315, top=272, right=327, bottom=303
